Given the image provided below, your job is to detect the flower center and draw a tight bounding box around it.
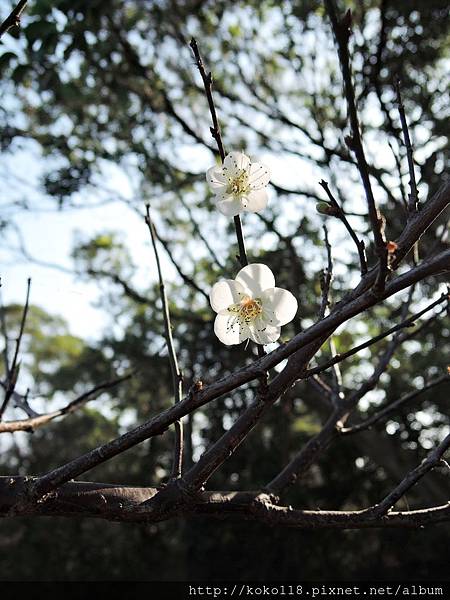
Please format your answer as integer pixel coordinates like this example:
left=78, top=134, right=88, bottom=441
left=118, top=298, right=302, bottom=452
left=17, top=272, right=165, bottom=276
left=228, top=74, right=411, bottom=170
left=228, top=295, right=263, bottom=324
left=227, top=170, right=249, bottom=197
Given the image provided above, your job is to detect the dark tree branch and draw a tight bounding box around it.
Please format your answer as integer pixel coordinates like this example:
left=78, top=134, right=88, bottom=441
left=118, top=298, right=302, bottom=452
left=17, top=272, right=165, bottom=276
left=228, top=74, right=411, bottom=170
left=5, top=477, right=449, bottom=528
left=341, top=374, right=450, bottom=435
left=0, top=373, right=134, bottom=434
left=319, top=179, right=367, bottom=275
left=0, top=380, right=38, bottom=418
left=145, top=206, right=183, bottom=480
left=303, top=291, right=448, bottom=379
left=25, top=244, right=450, bottom=502
left=318, top=225, right=333, bottom=320
left=395, top=80, right=419, bottom=215
left=0, top=278, right=30, bottom=420
left=324, top=0, right=388, bottom=291
left=265, top=286, right=443, bottom=495
left=189, top=39, right=226, bottom=161
left=19, top=178, right=450, bottom=500
left=189, top=37, right=248, bottom=268
left=153, top=227, right=209, bottom=302
left=0, top=0, right=27, bottom=39
left=367, top=433, right=450, bottom=518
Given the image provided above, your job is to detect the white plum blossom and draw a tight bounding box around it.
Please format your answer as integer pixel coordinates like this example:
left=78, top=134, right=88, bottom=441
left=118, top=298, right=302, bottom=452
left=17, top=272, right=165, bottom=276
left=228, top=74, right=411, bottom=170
left=209, top=263, right=298, bottom=346
left=206, top=151, right=270, bottom=217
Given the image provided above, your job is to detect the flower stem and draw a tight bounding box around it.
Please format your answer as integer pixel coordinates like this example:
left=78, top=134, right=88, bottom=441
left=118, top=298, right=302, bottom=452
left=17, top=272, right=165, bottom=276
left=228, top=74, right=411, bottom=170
left=234, top=216, right=248, bottom=267
left=190, top=38, right=250, bottom=269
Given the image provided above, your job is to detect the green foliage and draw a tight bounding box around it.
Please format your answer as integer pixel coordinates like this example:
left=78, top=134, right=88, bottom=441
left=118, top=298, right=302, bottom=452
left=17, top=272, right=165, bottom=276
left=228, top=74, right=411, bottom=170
left=0, top=0, right=448, bottom=581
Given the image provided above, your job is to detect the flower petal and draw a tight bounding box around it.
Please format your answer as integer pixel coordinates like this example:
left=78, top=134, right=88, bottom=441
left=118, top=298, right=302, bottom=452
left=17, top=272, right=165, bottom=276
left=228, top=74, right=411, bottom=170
left=217, top=197, right=243, bottom=217
left=206, top=165, right=227, bottom=190
left=244, top=189, right=268, bottom=213
left=260, top=287, right=298, bottom=326
left=210, top=279, right=246, bottom=313
left=235, top=263, right=275, bottom=296
left=248, top=161, right=270, bottom=190
left=248, top=319, right=281, bottom=345
left=223, top=151, right=250, bottom=177
left=214, top=313, right=249, bottom=345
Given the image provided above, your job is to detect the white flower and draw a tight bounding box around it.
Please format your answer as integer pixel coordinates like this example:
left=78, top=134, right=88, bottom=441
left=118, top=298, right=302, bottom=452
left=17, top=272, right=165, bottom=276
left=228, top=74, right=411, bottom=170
left=206, top=151, right=270, bottom=217
left=209, top=263, right=298, bottom=346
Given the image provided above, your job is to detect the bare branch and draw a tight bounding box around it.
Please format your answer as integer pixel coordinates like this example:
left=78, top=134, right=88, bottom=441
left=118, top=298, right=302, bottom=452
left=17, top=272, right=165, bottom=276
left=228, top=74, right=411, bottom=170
left=153, top=227, right=209, bottom=302
left=265, top=286, right=445, bottom=495
left=318, top=225, right=333, bottom=320
left=395, top=80, right=419, bottom=215
left=0, top=0, right=27, bottom=40
left=367, top=433, right=450, bottom=518
left=319, top=180, right=367, bottom=275
left=341, top=373, right=450, bottom=435
left=5, top=478, right=449, bottom=528
left=324, top=1, right=388, bottom=291
left=25, top=245, right=450, bottom=501
left=304, top=291, right=448, bottom=379
left=189, top=37, right=248, bottom=268
left=0, top=373, right=134, bottom=434
left=0, top=381, right=38, bottom=418
left=0, top=278, right=31, bottom=420
left=145, top=206, right=183, bottom=480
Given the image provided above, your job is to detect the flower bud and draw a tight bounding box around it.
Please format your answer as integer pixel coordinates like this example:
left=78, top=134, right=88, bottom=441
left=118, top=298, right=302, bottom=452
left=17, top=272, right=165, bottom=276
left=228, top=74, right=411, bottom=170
left=316, top=202, right=339, bottom=217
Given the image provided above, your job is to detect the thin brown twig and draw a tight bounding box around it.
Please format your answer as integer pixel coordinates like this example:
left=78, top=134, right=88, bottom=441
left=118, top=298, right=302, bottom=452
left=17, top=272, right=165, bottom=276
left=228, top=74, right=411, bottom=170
left=303, top=291, right=448, bottom=379
left=319, top=179, right=367, bottom=274
left=189, top=37, right=248, bottom=268
left=318, top=225, right=333, bottom=319
left=153, top=228, right=209, bottom=301
left=324, top=1, right=388, bottom=291
left=0, top=372, right=135, bottom=433
left=341, top=373, right=450, bottom=435
left=367, top=433, right=450, bottom=518
left=145, top=206, right=183, bottom=480
left=0, top=278, right=31, bottom=420
left=395, top=80, right=419, bottom=215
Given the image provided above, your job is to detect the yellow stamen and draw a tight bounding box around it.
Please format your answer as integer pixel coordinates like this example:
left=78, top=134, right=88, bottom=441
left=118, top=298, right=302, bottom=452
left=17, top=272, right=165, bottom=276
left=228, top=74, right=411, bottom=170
left=228, top=295, right=263, bottom=325
left=227, top=170, right=250, bottom=197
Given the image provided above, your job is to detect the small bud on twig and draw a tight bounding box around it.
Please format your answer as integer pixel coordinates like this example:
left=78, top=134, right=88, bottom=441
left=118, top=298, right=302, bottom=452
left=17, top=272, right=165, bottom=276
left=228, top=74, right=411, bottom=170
left=316, top=202, right=340, bottom=217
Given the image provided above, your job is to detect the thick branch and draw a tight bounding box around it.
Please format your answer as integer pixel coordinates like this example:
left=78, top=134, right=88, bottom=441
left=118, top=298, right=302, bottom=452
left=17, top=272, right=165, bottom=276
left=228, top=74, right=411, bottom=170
left=25, top=179, right=450, bottom=497
left=27, top=246, right=450, bottom=500
left=178, top=340, right=323, bottom=495
left=2, top=478, right=448, bottom=529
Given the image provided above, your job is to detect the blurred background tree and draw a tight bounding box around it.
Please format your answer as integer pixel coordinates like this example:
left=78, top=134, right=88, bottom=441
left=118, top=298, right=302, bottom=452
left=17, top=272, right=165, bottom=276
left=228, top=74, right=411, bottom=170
left=0, top=0, right=448, bottom=580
